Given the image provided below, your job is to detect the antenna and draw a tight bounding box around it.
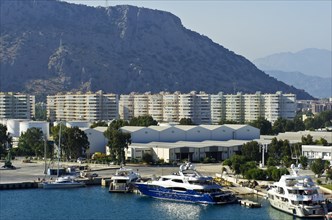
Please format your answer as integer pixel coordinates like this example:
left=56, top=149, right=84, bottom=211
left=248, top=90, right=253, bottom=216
left=105, top=0, right=109, bottom=8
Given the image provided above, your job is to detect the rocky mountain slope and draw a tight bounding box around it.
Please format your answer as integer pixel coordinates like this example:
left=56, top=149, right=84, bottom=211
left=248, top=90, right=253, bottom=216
left=0, top=0, right=313, bottom=101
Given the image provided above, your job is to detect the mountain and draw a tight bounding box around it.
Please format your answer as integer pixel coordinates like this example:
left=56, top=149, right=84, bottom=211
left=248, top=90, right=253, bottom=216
left=253, top=48, right=332, bottom=78
left=266, top=71, right=331, bottom=99
left=0, top=0, right=313, bottom=101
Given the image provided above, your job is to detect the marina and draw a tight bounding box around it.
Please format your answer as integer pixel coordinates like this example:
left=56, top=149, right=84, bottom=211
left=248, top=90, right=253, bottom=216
left=0, top=186, right=305, bottom=220
left=1, top=160, right=332, bottom=220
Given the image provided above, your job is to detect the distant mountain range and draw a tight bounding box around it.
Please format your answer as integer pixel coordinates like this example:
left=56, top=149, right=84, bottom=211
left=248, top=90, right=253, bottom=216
left=253, top=48, right=332, bottom=98
left=265, top=71, right=331, bottom=98
left=253, top=48, right=332, bottom=78
left=0, top=0, right=313, bottom=101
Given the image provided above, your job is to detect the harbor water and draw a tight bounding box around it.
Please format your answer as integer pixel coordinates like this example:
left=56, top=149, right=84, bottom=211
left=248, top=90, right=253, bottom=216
left=0, top=186, right=317, bottom=220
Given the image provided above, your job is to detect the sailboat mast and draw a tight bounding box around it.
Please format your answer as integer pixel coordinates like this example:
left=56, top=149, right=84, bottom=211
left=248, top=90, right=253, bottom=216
left=57, top=123, right=61, bottom=177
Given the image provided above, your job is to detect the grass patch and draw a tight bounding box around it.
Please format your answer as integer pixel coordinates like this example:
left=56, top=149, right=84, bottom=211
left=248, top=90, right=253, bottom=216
left=321, top=184, right=332, bottom=190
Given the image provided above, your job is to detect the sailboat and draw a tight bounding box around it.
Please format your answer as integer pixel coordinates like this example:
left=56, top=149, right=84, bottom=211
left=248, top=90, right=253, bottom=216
left=42, top=123, right=85, bottom=189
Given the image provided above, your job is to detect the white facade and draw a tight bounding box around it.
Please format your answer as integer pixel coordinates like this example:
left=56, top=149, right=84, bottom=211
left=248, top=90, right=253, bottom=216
left=244, top=92, right=264, bottom=122
left=210, top=92, right=225, bottom=125
left=47, top=91, right=118, bottom=122
left=119, top=94, right=134, bottom=121
left=120, top=124, right=259, bottom=143
left=225, top=93, right=244, bottom=123
left=302, top=145, right=332, bottom=162
left=178, top=93, right=195, bottom=121
left=162, top=93, right=179, bottom=123
left=148, top=94, right=163, bottom=122
left=82, top=127, right=108, bottom=154
left=133, top=94, right=149, bottom=117
left=194, top=92, right=211, bottom=124
left=19, top=121, right=50, bottom=139
left=0, top=92, right=35, bottom=119
left=117, top=91, right=296, bottom=124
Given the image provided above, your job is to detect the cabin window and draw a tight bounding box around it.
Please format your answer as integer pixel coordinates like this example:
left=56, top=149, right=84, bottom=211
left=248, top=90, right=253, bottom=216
left=171, top=187, right=187, bottom=192
left=172, top=179, right=184, bottom=183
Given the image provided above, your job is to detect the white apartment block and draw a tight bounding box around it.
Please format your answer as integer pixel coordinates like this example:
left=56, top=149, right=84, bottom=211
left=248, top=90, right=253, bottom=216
left=225, top=92, right=244, bottom=123
left=133, top=93, right=149, bottom=117
left=148, top=94, right=163, bottom=122
left=263, top=92, right=296, bottom=123
left=178, top=92, right=195, bottom=121
left=244, top=92, right=264, bottom=122
left=210, top=92, right=226, bottom=124
left=117, top=91, right=296, bottom=125
left=47, top=91, right=118, bottom=122
left=194, top=92, right=211, bottom=124
left=119, top=94, right=134, bottom=121
left=0, top=92, right=35, bottom=119
left=162, top=93, right=179, bottom=123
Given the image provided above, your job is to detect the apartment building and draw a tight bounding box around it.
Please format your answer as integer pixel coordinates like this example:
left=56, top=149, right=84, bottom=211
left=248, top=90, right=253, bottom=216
left=118, top=91, right=296, bottom=125
left=162, top=93, right=179, bottom=123
left=210, top=92, right=226, bottom=124
left=263, top=92, right=296, bottom=123
left=244, top=92, right=264, bottom=122
left=225, top=92, right=244, bottom=123
left=0, top=92, right=35, bottom=119
left=119, top=94, right=134, bottom=121
left=47, top=91, right=118, bottom=122
left=148, top=93, right=163, bottom=122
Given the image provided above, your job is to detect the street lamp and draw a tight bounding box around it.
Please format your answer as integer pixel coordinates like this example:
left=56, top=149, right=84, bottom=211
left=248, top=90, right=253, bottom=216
left=43, top=134, right=47, bottom=174
left=259, top=143, right=268, bottom=168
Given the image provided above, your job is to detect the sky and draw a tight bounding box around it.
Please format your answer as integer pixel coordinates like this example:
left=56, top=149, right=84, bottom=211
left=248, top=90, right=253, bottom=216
left=63, top=0, right=332, bottom=61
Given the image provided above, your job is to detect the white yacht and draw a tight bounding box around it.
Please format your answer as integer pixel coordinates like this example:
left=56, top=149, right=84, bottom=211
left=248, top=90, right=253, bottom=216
left=267, top=165, right=327, bottom=218
left=134, top=162, right=237, bottom=204
left=109, top=167, right=140, bottom=193
left=42, top=176, right=85, bottom=189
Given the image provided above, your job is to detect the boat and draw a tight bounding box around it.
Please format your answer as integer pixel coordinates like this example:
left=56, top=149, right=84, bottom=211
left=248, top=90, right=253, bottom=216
left=42, top=176, right=85, bottom=189
left=109, top=167, right=140, bottom=193
left=133, top=162, right=237, bottom=204
left=325, top=212, right=332, bottom=220
left=42, top=123, right=85, bottom=189
left=267, top=165, right=328, bottom=218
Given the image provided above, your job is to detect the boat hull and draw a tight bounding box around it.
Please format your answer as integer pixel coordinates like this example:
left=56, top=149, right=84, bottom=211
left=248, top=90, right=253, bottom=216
left=134, top=183, right=236, bottom=205
left=269, top=196, right=326, bottom=218
left=42, top=182, right=85, bottom=189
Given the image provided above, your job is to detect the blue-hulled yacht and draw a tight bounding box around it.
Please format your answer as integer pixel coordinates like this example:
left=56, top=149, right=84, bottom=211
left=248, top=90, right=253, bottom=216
left=134, top=162, right=237, bottom=204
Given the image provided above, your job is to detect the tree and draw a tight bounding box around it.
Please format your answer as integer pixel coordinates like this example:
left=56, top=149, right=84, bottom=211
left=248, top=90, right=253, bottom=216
left=315, top=137, right=328, bottom=146
left=301, top=134, right=314, bottom=145
left=179, top=118, right=194, bottom=125
left=63, top=126, right=90, bottom=160
left=129, top=116, right=158, bottom=127
left=267, top=138, right=283, bottom=166
left=0, top=124, right=12, bottom=159
left=142, top=153, right=154, bottom=164
left=218, top=120, right=238, bottom=125
left=109, top=119, right=129, bottom=130
left=241, top=141, right=260, bottom=162
left=249, top=117, right=272, bottom=135
left=310, top=158, right=325, bottom=176
left=299, top=156, right=308, bottom=169
left=229, top=154, right=246, bottom=174
left=90, top=121, right=108, bottom=128
left=104, top=126, right=131, bottom=165
left=51, top=125, right=89, bottom=160
left=17, top=128, right=44, bottom=157
left=272, top=118, right=287, bottom=134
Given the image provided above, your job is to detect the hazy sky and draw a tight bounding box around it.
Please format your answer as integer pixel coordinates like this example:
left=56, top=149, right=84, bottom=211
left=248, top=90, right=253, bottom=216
left=63, top=0, right=332, bottom=61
